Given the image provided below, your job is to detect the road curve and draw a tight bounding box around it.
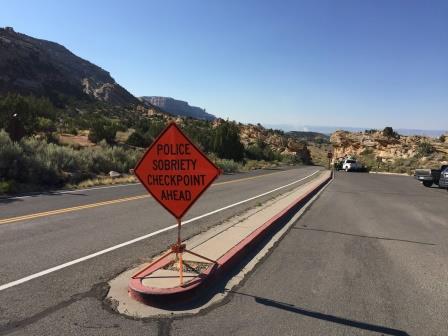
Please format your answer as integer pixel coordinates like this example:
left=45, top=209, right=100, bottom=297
left=0, top=166, right=321, bottom=335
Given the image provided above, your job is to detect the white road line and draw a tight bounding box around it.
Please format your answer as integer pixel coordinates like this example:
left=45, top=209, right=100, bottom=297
left=0, top=170, right=320, bottom=292
left=3, top=167, right=304, bottom=200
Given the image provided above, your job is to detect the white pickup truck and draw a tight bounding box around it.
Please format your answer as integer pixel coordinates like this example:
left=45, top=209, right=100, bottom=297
left=342, top=159, right=362, bottom=172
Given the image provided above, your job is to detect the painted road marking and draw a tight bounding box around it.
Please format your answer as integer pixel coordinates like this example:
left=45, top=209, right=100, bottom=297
left=0, top=169, right=307, bottom=225
left=5, top=183, right=140, bottom=200
left=0, top=195, right=150, bottom=225
left=0, top=170, right=320, bottom=292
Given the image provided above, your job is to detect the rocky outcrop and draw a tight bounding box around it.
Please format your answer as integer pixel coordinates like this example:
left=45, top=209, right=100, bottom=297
left=331, top=130, right=448, bottom=167
left=238, top=122, right=311, bottom=164
left=0, top=27, right=139, bottom=106
left=139, top=96, right=215, bottom=121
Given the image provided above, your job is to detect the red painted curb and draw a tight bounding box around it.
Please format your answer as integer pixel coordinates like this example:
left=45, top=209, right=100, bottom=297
left=129, top=171, right=332, bottom=306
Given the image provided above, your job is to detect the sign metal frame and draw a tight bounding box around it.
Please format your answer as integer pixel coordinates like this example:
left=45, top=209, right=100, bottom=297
left=132, top=122, right=221, bottom=285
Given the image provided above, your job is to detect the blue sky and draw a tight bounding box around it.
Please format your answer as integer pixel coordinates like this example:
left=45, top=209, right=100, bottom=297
left=1, top=0, right=447, bottom=130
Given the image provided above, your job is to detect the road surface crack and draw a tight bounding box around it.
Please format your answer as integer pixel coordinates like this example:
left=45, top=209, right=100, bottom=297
left=0, top=282, right=109, bottom=335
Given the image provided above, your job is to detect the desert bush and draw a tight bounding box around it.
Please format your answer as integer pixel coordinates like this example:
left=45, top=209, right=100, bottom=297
left=245, top=140, right=282, bottom=162
left=281, top=154, right=300, bottom=165
left=0, top=130, right=24, bottom=181
left=78, top=145, right=141, bottom=174
left=126, top=131, right=151, bottom=148
left=416, top=142, right=435, bottom=157
left=245, top=144, right=264, bottom=160
left=88, top=118, right=119, bottom=144
left=0, top=130, right=143, bottom=193
left=215, top=159, right=242, bottom=173
left=0, top=180, right=13, bottom=194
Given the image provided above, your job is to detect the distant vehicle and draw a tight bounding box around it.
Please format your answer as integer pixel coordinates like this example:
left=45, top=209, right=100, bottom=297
left=437, top=167, right=448, bottom=189
left=342, top=159, right=362, bottom=172
left=415, top=165, right=448, bottom=187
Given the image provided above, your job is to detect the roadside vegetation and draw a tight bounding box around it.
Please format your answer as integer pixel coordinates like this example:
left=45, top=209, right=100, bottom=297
left=0, top=94, right=310, bottom=194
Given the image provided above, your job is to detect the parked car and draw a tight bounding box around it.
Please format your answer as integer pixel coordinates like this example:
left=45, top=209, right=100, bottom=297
left=415, top=165, right=448, bottom=187
left=342, top=159, right=362, bottom=172
left=438, top=167, right=448, bottom=189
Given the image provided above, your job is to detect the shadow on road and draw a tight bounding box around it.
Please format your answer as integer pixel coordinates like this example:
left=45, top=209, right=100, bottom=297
left=0, top=191, right=89, bottom=205
left=0, top=197, right=23, bottom=205
left=230, top=290, right=410, bottom=336
left=292, top=226, right=436, bottom=246
left=326, top=189, right=447, bottom=198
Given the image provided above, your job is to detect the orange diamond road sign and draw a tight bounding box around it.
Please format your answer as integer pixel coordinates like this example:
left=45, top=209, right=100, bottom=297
left=134, top=122, right=221, bottom=219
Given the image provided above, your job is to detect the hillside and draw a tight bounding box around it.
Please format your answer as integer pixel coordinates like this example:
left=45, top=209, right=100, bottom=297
left=140, top=96, right=215, bottom=121
left=331, top=129, right=448, bottom=173
left=124, top=115, right=312, bottom=165
left=0, top=28, right=317, bottom=194
left=0, top=27, right=138, bottom=106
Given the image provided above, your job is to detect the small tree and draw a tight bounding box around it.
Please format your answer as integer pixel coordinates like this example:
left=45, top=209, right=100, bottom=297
left=439, top=134, right=446, bottom=143
left=88, top=120, right=117, bottom=144
left=126, top=131, right=151, bottom=148
left=0, top=94, right=57, bottom=141
left=383, top=126, right=398, bottom=138
left=212, top=120, right=244, bottom=161
left=36, top=117, right=56, bottom=133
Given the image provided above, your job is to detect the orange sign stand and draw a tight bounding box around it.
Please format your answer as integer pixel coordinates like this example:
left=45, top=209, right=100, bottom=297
left=132, top=122, right=221, bottom=284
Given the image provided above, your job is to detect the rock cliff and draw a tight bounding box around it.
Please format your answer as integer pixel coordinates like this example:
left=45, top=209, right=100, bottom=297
left=331, top=130, right=448, bottom=171
left=234, top=122, right=311, bottom=164
left=139, top=96, right=215, bottom=121
left=0, top=27, right=139, bottom=106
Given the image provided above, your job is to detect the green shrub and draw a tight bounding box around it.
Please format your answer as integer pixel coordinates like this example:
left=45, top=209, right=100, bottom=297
left=212, top=121, right=244, bottom=161
left=281, top=154, right=300, bottom=165
left=0, top=130, right=24, bottom=181
left=245, top=140, right=282, bottom=162
left=88, top=119, right=118, bottom=144
left=36, top=117, right=57, bottom=133
left=417, top=142, right=435, bottom=157
left=245, top=144, right=264, bottom=160
left=126, top=131, right=151, bottom=148
left=0, top=130, right=143, bottom=193
left=0, top=180, right=13, bottom=194
left=215, top=159, right=242, bottom=173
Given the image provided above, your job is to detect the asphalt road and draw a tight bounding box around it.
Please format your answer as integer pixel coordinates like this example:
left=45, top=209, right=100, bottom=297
left=171, top=172, right=448, bottom=336
left=0, top=166, right=321, bottom=335
left=1, top=170, right=447, bottom=335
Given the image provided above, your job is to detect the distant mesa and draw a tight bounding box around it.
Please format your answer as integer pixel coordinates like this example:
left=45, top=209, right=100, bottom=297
left=139, top=96, right=215, bottom=121
left=0, top=26, right=217, bottom=120
left=286, top=130, right=330, bottom=142
left=0, top=26, right=138, bottom=106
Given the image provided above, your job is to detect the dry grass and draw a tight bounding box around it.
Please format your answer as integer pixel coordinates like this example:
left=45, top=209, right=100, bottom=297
left=241, top=160, right=279, bottom=171
left=58, top=132, right=95, bottom=147
left=308, top=144, right=330, bottom=166
left=116, top=129, right=134, bottom=143
left=72, top=175, right=138, bottom=189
